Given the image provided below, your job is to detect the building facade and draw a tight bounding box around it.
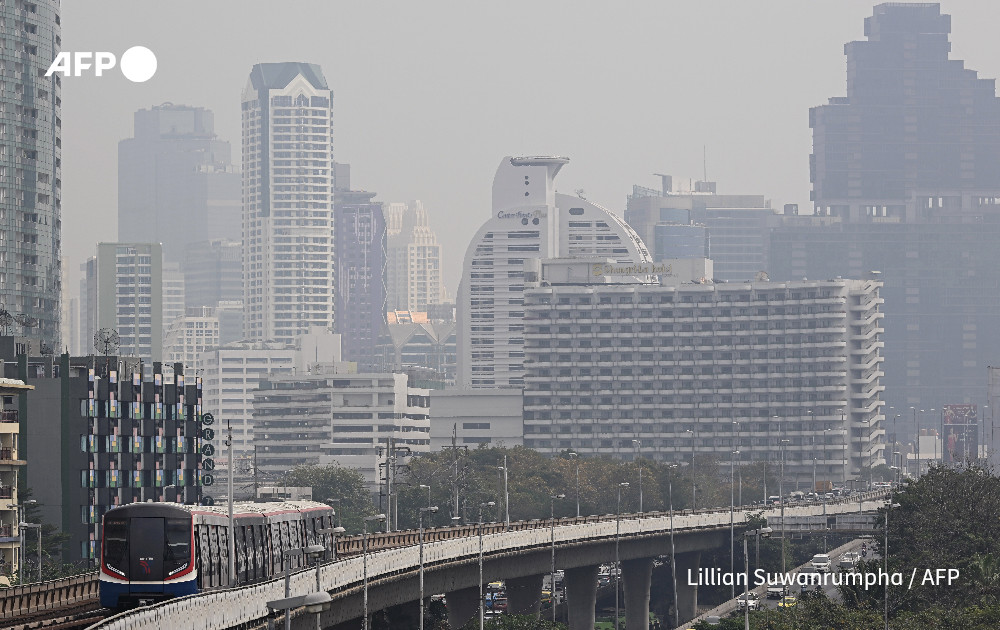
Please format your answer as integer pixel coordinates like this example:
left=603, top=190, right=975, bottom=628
left=80, top=243, right=164, bottom=362
left=118, top=103, right=240, bottom=263
left=429, top=389, right=523, bottom=450
left=163, top=307, right=220, bottom=369
left=183, top=239, right=242, bottom=310
left=252, top=369, right=430, bottom=491
left=0, top=0, right=61, bottom=349
left=773, top=2, right=1000, bottom=429
left=385, top=201, right=443, bottom=312
left=379, top=311, right=456, bottom=385
left=521, top=260, right=885, bottom=485
left=242, top=63, right=335, bottom=345
left=0, top=378, right=32, bottom=579
left=457, top=156, right=653, bottom=388
left=334, top=189, right=386, bottom=370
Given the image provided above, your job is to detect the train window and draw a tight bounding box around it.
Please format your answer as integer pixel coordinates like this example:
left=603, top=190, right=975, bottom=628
left=103, top=518, right=129, bottom=578
left=209, top=526, right=221, bottom=588
left=195, top=525, right=210, bottom=588
left=164, top=517, right=191, bottom=577
left=219, top=527, right=230, bottom=586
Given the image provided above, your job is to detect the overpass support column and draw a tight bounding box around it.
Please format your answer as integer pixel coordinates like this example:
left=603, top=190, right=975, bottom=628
left=564, top=564, right=599, bottom=630
left=675, top=551, right=701, bottom=624
left=506, top=573, right=544, bottom=617
left=446, top=585, right=481, bottom=629
left=622, top=558, right=654, bottom=630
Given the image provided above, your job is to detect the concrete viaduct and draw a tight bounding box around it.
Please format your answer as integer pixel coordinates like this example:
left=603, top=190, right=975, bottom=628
left=89, top=493, right=886, bottom=630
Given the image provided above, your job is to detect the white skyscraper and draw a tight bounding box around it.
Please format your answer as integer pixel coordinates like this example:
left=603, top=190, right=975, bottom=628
left=457, top=156, right=653, bottom=388
left=242, top=63, right=335, bottom=345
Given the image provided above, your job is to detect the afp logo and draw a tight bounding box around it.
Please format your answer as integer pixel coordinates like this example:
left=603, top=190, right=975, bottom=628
left=45, top=46, right=157, bottom=82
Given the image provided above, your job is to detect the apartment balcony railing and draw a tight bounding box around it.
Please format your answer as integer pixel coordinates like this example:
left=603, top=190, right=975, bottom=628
left=0, top=410, right=17, bottom=423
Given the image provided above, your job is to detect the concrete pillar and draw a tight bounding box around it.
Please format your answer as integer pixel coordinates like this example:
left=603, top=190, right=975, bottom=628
left=565, top=565, right=599, bottom=630
left=446, top=585, right=481, bottom=629
left=506, top=573, right=544, bottom=617
left=674, top=551, right=701, bottom=624
left=622, top=558, right=654, bottom=630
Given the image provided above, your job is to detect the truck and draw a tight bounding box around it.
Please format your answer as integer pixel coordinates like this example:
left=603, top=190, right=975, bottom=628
left=815, top=480, right=833, bottom=492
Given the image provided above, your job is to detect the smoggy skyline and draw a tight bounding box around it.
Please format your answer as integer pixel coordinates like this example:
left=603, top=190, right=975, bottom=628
left=59, top=1, right=1000, bottom=299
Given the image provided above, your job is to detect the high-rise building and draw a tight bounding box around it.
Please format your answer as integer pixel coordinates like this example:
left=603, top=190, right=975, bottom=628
left=0, top=378, right=33, bottom=577
left=0, top=1, right=62, bottom=349
left=183, top=239, right=242, bottom=310
left=457, top=156, right=653, bottom=389
left=772, top=2, right=1000, bottom=426
left=163, top=306, right=220, bottom=368
left=118, top=104, right=240, bottom=263
left=385, top=201, right=443, bottom=312
left=521, top=258, right=885, bottom=484
left=162, top=262, right=186, bottom=330
left=334, top=184, right=386, bottom=371
left=242, top=63, right=335, bottom=345
left=625, top=177, right=773, bottom=281
left=80, top=244, right=164, bottom=362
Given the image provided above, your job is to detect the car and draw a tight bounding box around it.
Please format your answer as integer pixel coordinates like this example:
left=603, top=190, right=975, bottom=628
left=767, top=495, right=781, bottom=505
left=778, top=595, right=798, bottom=608
left=767, top=585, right=787, bottom=599
left=810, top=554, right=832, bottom=573
left=736, top=592, right=760, bottom=610
left=839, top=551, right=861, bottom=569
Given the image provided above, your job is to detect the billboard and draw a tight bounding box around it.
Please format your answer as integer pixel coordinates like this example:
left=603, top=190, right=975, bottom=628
left=942, top=404, right=978, bottom=463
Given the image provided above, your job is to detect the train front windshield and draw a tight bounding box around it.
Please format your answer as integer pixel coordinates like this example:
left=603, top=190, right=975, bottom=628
left=103, top=515, right=192, bottom=581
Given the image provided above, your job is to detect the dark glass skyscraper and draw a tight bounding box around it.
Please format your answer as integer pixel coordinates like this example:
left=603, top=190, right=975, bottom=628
left=0, top=1, right=61, bottom=350
left=772, top=3, right=1000, bottom=433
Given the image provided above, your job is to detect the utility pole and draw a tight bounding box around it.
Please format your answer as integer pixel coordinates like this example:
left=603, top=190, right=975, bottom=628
left=441, top=424, right=468, bottom=521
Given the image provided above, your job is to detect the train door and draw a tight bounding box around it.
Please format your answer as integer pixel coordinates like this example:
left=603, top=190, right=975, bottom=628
left=129, top=518, right=165, bottom=589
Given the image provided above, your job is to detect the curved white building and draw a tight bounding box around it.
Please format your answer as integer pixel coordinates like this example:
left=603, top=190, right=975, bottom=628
left=457, top=156, right=653, bottom=388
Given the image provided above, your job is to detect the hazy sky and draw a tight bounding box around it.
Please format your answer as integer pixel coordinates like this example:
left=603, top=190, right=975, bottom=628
left=60, top=1, right=1000, bottom=297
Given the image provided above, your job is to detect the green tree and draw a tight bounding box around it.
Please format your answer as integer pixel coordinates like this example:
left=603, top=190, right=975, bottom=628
left=461, top=614, right=565, bottom=629
left=281, top=464, right=376, bottom=534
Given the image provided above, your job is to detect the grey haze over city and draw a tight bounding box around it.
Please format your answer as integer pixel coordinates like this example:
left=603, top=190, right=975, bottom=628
left=60, top=0, right=1000, bottom=296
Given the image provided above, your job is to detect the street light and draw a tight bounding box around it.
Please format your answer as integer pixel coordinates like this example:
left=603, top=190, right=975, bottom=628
left=730, top=449, right=740, bottom=599
left=497, top=456, right=510, bottom=526
left=615, top=482, right=629, bottom=630
left=418, top=506, right=439, bottom=630
left=568, top=452, right=580, bottom=517
left=667, top=464, right=679, bottom=629
left=18, top=522, right=40, bottom=583
left=362, top=514, right=387, bottom=630
left=279, top=544, right=325, bottom=630
left=685, top=429, right=696, bottom=509
left=883, top=488, right=900, bottom=630
left=266, top=591, right=332, bottom=630
left=780, top=438, right=790, bottom=573
left=549, top=493, right=565, bottom=623
left=631, top=440, right=643, bottom=513
left=743, top=527, right=772, bottom=630
left=478, top=501, right=495, bottom=630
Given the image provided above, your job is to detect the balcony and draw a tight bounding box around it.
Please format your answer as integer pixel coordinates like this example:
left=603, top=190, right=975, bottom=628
left=0, top=487, right=12, bottom=499
left=0, top=410, right=17, bottom=423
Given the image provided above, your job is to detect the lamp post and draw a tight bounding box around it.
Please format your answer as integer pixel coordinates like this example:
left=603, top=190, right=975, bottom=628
left=667, top=465, right=679, bottom=629
left=743, top=527, right=772, bottom=630
left=685, top=429, right=696, bottom=509
left=478, top=501, right=495, bottom=630
left=18, top=522, right=40, bottom=583
left=497, top=456, right=510, bottom=526
left=615, top=482, right=629, bottom=630
left=280, top=544, right=325, bottom=630
left=884, top=487, right=900, bottom=630
left=730, top=449, right=739, bottom=599
left=632, top=439, right=643, bottom=513
left=549, top=493, right=565, bottom=622
left=267, top=592, right=332, bottom=630
left=362, top=514, right=387, bottom=630
left=568, top=452, right=580, bottom=517
left=224, top=415, right=235, bottom=587
left=418, top=506, right=438, bottom=630
left=419, top=484, right=431, bottom=510
left=780, top=438, right=790, bottom=573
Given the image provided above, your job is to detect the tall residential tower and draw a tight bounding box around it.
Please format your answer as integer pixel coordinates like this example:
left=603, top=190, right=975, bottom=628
left=242, top=63, right=335, bottom=345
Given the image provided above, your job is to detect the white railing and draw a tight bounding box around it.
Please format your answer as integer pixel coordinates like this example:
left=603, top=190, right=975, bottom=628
left=88, top=493, right=886, bottom=630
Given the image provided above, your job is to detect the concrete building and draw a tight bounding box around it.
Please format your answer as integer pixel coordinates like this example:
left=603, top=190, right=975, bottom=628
left=0, top=378, right=33, bottom=579
left=521, top=258, right=885, bottom=485
left=183, top=239, right=242, bottom=310
left=162, top=263, right=186, bottom=330
left=457, top=156, right=653, bottom=389
left=335, top=184, right=387, bottom=371
left=118, top=104, right=240, bottom=263
left=252, top=369, right=430, bottom=491
left=429, top=389, right=523, bottom=450
left=772, top=2, right=1000, bottom=430
left=379, top=311, right=457, bottom=385
left=80, top=243, right=164, bottom=362
left=0, top=1, right=62, bottom=350
left=242, top=63, right=335, bottom=345
left=385, top=201, right=444, bottom=312
left=1, top=347, right=202, bottom=564
left=163, top=307, right=220, bottom=369
left=625, top=177, right=774, bottom=281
